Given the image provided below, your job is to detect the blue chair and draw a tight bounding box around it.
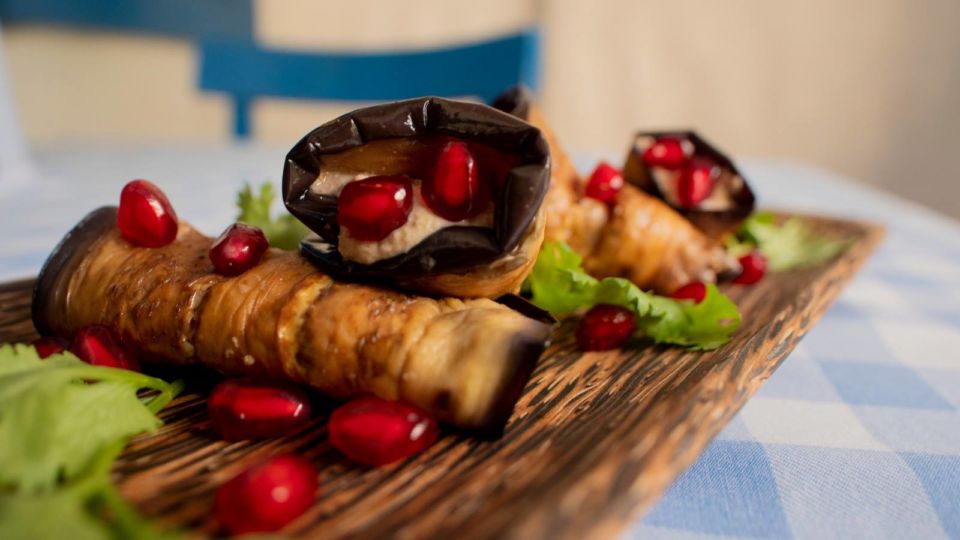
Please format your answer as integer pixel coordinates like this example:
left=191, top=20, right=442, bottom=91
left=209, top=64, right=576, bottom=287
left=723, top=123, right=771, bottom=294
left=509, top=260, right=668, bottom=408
left=198, top=29, right=541, bottom=138
left=0, top=0, right=540, bottom=139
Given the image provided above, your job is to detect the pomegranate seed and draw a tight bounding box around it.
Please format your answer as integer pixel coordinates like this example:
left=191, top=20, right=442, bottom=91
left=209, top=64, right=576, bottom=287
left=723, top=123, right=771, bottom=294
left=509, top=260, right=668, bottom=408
left=32, top=336, right=70, bottom=359
left=733, top=251, right=767, bottom=285
left=672, top=282, right=707, bottom=304
left=642, top=136, right=690, bottom=169
left=117, top=179, right=178, bottom=247
left=209, top=380, right=312, bottom=441
left=70, top=326, right=140, bottom=371
left=337, top=176, right=413, bottom=241
left=215, top=454, right=317, bottom=535
left=576, top=304, right=637, bottom=351
left=423, top=141, right=485, bottom=221
left=677, top=157, right=719, bottom=209
left=584, top=162, right=625, bottom=205
left=328, top=396, right=438, bottom=466
left=209, top=223, right=269, bottom=276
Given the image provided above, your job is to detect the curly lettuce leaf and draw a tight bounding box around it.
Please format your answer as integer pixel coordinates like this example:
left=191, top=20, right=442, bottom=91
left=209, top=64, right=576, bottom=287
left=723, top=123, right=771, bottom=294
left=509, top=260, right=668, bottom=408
left=732, top=212, right=850, bottom=271
left=0, top=344, right=185, bottom=539
left=0, top=344, right=175, bottom=492
left=237, top=182, right=310, bottom=251
left=525, top=242, right=740, bottom=350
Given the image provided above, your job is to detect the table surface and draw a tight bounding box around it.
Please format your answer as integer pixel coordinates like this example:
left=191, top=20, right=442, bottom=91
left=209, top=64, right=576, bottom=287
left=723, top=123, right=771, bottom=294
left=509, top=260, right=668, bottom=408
left=2, top=142, right=959, bottom=540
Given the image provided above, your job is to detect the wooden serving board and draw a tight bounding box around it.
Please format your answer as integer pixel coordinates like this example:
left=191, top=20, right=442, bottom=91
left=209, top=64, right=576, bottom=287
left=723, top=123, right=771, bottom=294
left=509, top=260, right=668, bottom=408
left=0, top=214, right=884, bottom=540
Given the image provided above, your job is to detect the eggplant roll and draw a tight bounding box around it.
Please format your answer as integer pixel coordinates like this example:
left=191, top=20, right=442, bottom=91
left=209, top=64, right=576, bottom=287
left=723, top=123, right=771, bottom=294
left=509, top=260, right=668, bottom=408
left=283, top=97, right=551, bottom=299
left=491, top=86, right=737, bottom=293
left=622, top=131, right=755, bottom=238
left=32, top=208, right=551, bottom=432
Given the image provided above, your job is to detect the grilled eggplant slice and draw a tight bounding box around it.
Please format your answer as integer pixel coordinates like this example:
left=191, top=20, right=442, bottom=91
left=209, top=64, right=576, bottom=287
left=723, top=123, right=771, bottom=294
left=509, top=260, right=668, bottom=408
left=491, top=86, right=738, bottom=293
left=622, top=131, right=755, bottom=238
left=33, top=208, right=551, bottom=433
left=283, top=97, right=551, bottom=298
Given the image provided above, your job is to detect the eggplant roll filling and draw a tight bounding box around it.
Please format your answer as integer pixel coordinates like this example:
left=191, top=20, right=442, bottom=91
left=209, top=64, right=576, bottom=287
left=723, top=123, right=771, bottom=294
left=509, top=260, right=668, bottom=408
left=283, top=97, right=551, bottom=299
left=33, top=207, right=551, bottom=433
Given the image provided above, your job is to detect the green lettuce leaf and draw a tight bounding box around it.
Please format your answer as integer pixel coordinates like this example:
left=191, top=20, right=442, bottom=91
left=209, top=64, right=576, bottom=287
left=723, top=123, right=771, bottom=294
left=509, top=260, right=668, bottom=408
left=237, top=182, right=311, bottom=251
left=0, top=488, right=110, bottom=540
left=525, top=242, right=741, bottom=350
left=0, top=344, right=185, bottom=539
left=0, top=345, right=175, bottom=492
left=732, top=212, right=850, bottom=271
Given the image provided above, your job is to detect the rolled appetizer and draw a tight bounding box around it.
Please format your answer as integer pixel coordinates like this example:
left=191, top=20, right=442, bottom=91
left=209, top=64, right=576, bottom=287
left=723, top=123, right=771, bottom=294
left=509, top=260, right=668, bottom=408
left=32, top=207, right=551, bottom=433
left=283, top=97, right=551, bottom=298
left=491, top=86, right=738, bottom=293
left=622, top=131, right=756, bottom=238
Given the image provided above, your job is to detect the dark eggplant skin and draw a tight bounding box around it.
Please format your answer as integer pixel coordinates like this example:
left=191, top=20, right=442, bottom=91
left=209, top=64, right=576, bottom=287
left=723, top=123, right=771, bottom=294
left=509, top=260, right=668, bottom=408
left=283, top=97, right=551, bottom=285
left=622, top=131, right=756, bottom=239
left=490, top=85, right=532, bottom=120
left=33, top=206, right=118, bottom=337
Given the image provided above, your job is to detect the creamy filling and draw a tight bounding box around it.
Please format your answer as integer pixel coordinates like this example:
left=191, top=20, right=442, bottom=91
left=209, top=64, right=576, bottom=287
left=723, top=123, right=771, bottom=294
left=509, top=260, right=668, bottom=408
left=310, top=169, right=367, bottom=197
left=311, top=175, right=494, bottom=265
left=651, top=167, right=738, bottom=211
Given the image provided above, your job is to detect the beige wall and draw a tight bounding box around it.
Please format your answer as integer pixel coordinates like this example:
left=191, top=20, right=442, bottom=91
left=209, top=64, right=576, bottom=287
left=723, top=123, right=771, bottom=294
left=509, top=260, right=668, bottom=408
left=540, top=0, right=960, bottom=219
left=3, top=0, right=959, bottom=217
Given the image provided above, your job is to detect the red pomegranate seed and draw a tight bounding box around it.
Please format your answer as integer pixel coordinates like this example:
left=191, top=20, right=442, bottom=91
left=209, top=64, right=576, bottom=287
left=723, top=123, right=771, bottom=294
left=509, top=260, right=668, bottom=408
left=32, top=336, right=70, bottom=359
left=209, top=380, right=312, bottom=441
left=337, top=176, right=413, bottom=241
left=672, top=282, right=707, bottom=304
left=209, top=223, right=269, bottom=276
left=576, top=304, right=637, bottom=351
left=642, top=136, right=690, bottom=169
left=70, top=326, right=140, bottom=371
left=117, top=179, right=178, bottom=247
left=584, top=162, right=625, bottom=205
left=423, top=141, right=485, bottom=221
left=733, top=251, right=767, bottom=285
left=677, top=157, right=719, bottom=209
left=215, top=454, right=318, bottom=535
left=328, top=396, right=438, bottom=466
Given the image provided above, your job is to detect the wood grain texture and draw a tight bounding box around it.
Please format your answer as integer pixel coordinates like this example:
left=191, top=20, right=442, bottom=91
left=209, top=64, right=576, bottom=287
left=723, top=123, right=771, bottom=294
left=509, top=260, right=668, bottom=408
left=0, top=214, right=884, bottom=540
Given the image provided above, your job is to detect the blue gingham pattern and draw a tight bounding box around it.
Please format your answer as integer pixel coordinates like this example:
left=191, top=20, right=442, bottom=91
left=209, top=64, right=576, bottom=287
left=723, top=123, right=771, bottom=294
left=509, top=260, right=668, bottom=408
left=626, top=161, right=960, bottom=540
left=2, top=145, right=958, bottom=539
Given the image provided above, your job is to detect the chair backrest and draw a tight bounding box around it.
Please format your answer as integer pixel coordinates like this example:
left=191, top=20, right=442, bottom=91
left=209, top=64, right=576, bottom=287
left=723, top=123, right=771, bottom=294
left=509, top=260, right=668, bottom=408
left=0, top=0, right=540, bottom=140
left=199, top=29, right=541, bottom=138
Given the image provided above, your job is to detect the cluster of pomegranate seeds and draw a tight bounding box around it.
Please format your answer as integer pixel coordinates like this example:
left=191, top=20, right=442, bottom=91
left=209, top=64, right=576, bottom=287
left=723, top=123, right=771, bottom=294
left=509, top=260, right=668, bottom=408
left=328, top=396, right=439, bottom=466
left=32, top=336, right=70, bottom=359
left=641, top=136, right=720, bottom=209
left=215, top=454, right=318, bottom=535
left=337, top=176, right=413, bottom=241
left=208, top=380, right=312, bottom=441
left=117, top=179, right=178, bottom=247
left=584, top=162, right=625, bottom=205
left=209, top=223, right=269, bottom=276
left=423, top=141, right=487, bottom=221
left=733, top=251, right=767, bottom=285
left=641, top=136, right=690, bottom=169
left=672, top=282, right=707, bottom=304
left=677, top=157, right=720, bottom=209
left=69, top=326, right=140, bottom=371
left=576, top=304, right=637, bottom=351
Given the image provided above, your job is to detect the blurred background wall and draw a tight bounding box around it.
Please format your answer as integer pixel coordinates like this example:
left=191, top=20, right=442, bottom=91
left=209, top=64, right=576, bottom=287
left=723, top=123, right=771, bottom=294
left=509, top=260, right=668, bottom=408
left=2, top=0, right=959, bottom=218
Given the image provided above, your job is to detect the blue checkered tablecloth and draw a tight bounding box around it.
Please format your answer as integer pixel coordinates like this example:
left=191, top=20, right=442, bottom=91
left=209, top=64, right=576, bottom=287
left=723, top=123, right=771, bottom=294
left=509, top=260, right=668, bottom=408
left=627, top=162, right=960, bottom=540
left=2, top=144, right=958, bottom=539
